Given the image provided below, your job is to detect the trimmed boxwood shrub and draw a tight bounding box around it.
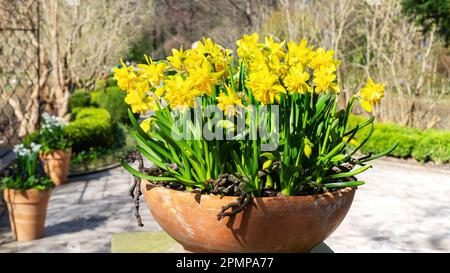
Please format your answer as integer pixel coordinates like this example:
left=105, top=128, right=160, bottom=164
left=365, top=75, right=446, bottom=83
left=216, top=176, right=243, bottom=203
left=106, top=76, right=117, bottom=88
left=412, top=131, right=450, bottom=163
left=94, top=86, right=130, bottom=124
left=65, top=108, right=113, bottom=152
left=360, top=130, right=420, bottom=158
left=361, top=123, right=422, bottom=158
left=95, top=79, right=106, bottom=91
left=69, top=89, right=92, bottom=110
left=348, top=115, right=450, bottom=163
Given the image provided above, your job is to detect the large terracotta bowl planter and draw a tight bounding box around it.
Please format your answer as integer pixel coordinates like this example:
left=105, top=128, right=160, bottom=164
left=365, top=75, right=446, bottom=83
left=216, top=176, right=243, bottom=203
left=41, top=149, right=71, bottom=186
left=3, top=188, right=51, bottom=241
left=141, top=180, right=355, bottom=253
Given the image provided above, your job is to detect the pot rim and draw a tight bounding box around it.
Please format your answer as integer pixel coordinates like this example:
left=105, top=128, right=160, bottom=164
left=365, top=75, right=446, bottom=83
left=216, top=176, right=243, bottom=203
left=3, top=188, right=52, bottom=194
left=40, top=148, right=72, bottom=156
left=3, top=188, right=52, bottom=204
left=141, top=180, right=355, bottom=201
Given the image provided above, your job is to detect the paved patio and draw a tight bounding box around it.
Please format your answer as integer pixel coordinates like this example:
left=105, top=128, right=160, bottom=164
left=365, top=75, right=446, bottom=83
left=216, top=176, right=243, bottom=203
left=1, top=158, right=449, bottom=253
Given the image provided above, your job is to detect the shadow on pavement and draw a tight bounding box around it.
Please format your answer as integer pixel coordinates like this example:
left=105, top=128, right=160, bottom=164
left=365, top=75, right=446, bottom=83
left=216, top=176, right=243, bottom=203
left=45, top=215, right=108, bottom=237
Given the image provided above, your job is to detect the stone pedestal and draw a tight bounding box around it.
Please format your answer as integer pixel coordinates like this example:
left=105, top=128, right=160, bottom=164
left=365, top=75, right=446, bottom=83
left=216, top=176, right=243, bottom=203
left=111, top=231, right=333, bottom=253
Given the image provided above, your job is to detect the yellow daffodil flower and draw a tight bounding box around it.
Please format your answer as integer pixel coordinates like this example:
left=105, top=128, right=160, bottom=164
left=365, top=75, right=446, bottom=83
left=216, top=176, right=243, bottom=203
left=164, top=74, right=201, bottom=109
left=154, top=86, right=166, bottom=97
left=184, top=49, right=207, bottom=71
left=357, top=77, right=385, bottom=112
left=195, top=37, right=232, bottom=72
left=124, top=81, right=156, bottom=114
left=263, top=36, right=286, bottom=59
left=188, top=62, right=223, bottom=96
left=247, top=67, right=286, bottom=105
left=217, top=85, right=243, bottom=116
left=195, top=37, right=217, bottom=56
left=140, top=118, right=154, bottom=133
left=113, top=60, right=137, bottom=91
left=136, top=56, right=167, bottom=87
left=248, top=52, right=267, bottom=72
left=309, top=48, right=340, bottom=72
left=236, top=33, right=261, bottom=61
left=286, top=38, right=313, bottom=67
left=167, top=47, right=186, bottom=71
left=284, top=64, right=312, bottom=94
left=267, top=55, right=288, bottom=78
left=313, top=68, right=340, bottom=94
left=117, top=33, right=386, bottom=121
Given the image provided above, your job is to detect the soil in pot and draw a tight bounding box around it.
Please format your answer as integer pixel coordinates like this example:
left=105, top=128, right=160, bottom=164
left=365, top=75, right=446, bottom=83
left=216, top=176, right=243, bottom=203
left=3, top=188, right=51, bottom=241
left=41, top=149, right=71, bottom=186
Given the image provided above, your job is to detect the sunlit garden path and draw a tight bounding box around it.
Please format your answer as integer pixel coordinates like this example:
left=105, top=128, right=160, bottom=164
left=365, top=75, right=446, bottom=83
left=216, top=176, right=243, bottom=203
left=327, top=158, right=450, bottom=252
left=1, top=158, right=449, bottom=253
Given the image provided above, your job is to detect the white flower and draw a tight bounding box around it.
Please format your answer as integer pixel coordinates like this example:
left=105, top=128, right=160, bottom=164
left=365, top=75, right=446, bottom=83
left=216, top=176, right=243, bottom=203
left=13, top=144, right=30, bottom=157
left=30, top=142, right=42, bottom=153
left=41, top=112, right=67, bottom=129
left=13, top=142, right=41, bottom=157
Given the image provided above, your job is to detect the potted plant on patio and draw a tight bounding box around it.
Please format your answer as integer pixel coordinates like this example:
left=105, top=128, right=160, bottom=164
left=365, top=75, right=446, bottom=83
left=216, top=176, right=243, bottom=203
left=1, top=142, right=53, bottom=241
left=117, top=33, right=396, bottom=252
left=38, top=113, right=72, bottom=186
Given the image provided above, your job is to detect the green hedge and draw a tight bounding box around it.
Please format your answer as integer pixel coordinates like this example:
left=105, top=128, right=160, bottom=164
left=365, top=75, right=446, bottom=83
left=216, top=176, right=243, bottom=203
left=93, top=86, right=129, bottom=124
left=65, top=108, right=113, bottom=152
left=95, top=79, right=106, bottom=91
left=106, top=76, right=117, bottom=88
left=348, top=115, right=450, bottom=163
left=69, top=89, right=92, bottom=110
left=412, top=132, right=450, bottom=164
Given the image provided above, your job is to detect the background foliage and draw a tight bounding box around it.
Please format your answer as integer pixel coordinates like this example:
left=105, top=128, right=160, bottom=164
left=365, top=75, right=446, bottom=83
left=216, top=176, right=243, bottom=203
left=348, top=115, right=450, bottom=163
left=401, top=0, right=450, bottom=45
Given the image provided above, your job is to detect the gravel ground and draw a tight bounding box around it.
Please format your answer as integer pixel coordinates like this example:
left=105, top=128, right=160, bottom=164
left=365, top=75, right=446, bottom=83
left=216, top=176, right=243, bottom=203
left=1, top=158, right=449, bottom=253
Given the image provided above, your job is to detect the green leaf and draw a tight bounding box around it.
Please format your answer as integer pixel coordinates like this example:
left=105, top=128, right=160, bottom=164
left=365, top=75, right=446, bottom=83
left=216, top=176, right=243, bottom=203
left=135, top=146, right=167, bottom=171
left=326, top=164, right=372, bottom=180
left=357, top=142, right=399, bottom=164
left=120, top=159, right=178, bottom=181
left=350, top=122, right=374, bottom=156
left=344, top=116, right=374, bottom=136
left=260, top=152, right=276, bottom=160
left=128, top=108, right=151, bottom=141
left=324, top=181, right=365, bottom=188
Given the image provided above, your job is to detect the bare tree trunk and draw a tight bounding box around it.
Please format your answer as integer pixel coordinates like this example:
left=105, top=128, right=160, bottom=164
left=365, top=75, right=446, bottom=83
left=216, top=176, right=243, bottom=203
left=279, top=0, right=292, bottom=40
left=42, top=0, right=69, bottom=118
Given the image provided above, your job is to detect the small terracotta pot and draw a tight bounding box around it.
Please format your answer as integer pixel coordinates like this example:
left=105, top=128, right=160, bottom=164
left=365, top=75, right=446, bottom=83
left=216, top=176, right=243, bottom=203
left=41, top=149, right=71, bottom=186
left=141, top=180, right=355, bottom=253
left=3, top=188, right=51, bottom=241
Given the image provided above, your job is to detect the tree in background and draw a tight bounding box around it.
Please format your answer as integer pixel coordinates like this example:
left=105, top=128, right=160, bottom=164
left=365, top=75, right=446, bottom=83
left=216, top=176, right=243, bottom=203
left=1, top=0, right=154, bottom=144
left=2, top=0, right=450, bottom=145
left=40, top=0, right=152, bottom=117
left=401, top=0, right=450, bottom=45
left=127, top=0, right=278, bottom=60
left=253, top=0, right=449, bottom=129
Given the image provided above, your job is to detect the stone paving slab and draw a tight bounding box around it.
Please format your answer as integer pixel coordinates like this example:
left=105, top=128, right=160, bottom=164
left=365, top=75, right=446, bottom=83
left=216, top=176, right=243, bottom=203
left=1, top=158, right=449, bottom=253
left=0, top=167, right=161, bottom=253
left=326, top=159, right=450, bottom=252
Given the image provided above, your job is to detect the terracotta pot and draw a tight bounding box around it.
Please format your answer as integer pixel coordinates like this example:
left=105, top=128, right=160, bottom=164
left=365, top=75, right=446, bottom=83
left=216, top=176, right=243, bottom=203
left=3, top=188, right=51, bottom=241
left=141, top=180, right=355, bottom=253
left=41, top=149, right=71, bottom=186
